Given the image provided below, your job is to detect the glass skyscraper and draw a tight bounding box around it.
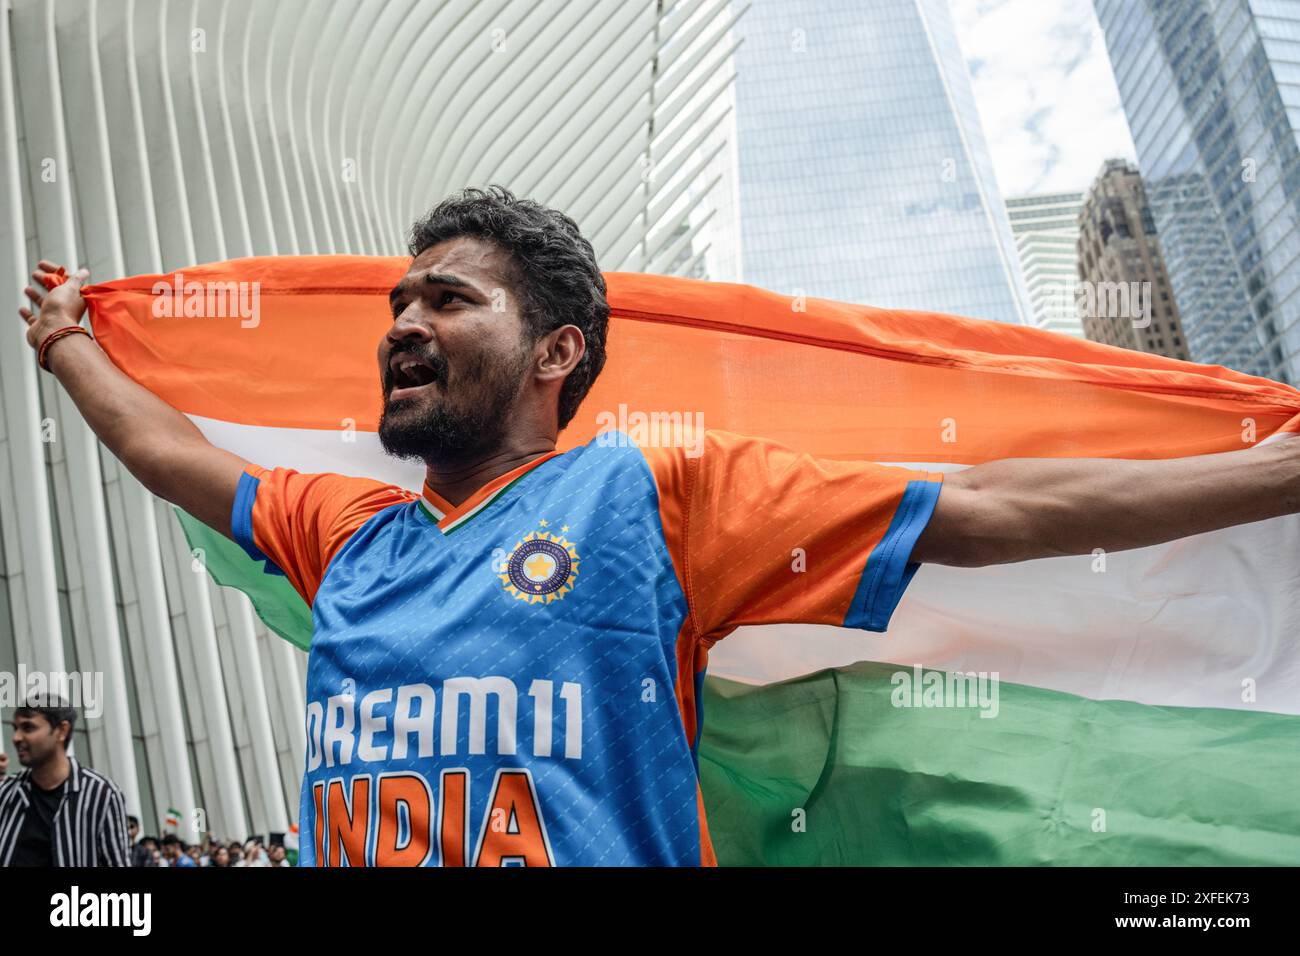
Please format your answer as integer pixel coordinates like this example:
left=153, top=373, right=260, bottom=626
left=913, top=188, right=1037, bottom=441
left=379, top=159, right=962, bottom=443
left=732, top=0, right=1032, bottom=324
left=1094, top=0, right=1300, bottom=383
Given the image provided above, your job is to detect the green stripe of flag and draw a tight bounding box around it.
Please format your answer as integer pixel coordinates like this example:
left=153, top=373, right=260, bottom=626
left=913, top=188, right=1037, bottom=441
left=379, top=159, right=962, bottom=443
left=697, top=660, right=1300, bottom=865
left=175, top=509, right=313, bottom=650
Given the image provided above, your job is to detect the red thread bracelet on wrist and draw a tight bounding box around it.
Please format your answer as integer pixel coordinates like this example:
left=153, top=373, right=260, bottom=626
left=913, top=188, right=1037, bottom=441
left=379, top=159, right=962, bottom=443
left=37, top=325, right=92, bottom=372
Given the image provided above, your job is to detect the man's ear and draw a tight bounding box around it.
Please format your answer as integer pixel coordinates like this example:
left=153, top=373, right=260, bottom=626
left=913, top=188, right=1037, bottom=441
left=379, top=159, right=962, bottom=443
left=536, top=325, right=586, bottom=384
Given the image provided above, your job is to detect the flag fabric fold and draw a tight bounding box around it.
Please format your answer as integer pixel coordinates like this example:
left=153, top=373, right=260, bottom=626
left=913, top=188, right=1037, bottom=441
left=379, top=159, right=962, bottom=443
left=83, top=256, right=1300, bottom=865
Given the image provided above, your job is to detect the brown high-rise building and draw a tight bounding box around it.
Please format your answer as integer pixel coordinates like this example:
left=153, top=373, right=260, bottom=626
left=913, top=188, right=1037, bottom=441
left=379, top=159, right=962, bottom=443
left=1077, top=160, right=1188, bottom=360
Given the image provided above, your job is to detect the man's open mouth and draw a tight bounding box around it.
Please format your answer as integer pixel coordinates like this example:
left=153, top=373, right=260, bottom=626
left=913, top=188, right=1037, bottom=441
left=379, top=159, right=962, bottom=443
left=388, top=353, right=441, bottom=398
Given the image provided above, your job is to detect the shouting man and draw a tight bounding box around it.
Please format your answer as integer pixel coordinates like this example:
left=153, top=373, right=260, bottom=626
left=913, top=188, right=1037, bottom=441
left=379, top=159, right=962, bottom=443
left=18, top=186, right=1300, bottom=866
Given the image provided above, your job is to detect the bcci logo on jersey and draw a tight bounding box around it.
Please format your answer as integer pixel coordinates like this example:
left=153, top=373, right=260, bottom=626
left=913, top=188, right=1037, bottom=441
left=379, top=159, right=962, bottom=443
left=500, top=523, right=580, bottom=604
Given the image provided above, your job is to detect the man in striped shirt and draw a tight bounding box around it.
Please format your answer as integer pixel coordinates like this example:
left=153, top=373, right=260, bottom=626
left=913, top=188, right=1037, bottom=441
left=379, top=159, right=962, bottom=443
left=0, top=697, right=129, bottom=867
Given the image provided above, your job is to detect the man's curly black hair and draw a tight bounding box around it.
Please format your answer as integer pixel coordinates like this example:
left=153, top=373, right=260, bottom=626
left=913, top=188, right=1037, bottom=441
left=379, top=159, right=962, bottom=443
left=407, top=185, right=609, bottom=431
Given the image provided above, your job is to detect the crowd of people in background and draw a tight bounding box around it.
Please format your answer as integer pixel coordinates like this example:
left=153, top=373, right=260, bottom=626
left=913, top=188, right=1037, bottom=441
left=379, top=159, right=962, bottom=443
left=127, top=816, right=293, bottom=867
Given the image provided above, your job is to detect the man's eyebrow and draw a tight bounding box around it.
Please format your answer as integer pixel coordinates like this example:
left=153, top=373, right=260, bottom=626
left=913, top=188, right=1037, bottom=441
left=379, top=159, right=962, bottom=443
left=388, top=272, right=474, bottom=305
left=423, top=272, right=473, bottom=289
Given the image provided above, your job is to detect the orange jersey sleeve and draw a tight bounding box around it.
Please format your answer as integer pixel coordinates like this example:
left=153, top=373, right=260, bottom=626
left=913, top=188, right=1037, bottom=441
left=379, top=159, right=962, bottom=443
left=641, top=430, right=944, bottom=645
left=231, top=466, right=415, bottom=605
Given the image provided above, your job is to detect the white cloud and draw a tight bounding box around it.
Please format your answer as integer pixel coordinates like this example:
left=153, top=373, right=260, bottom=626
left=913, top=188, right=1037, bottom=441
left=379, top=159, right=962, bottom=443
left=949, top=0, right=1137, bottom=197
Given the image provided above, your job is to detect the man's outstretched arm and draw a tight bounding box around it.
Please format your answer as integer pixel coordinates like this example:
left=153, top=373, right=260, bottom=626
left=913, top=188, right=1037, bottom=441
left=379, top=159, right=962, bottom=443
left=911, top=439, right=1300, bottom=567
left=18, top=261, right=249, bottom=538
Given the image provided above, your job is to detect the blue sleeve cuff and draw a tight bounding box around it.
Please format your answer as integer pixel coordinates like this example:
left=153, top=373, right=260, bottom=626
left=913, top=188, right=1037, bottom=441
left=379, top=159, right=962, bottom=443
left=232, top=471, right=286, bottom=577
left=845, top=477, right=943, bottom=632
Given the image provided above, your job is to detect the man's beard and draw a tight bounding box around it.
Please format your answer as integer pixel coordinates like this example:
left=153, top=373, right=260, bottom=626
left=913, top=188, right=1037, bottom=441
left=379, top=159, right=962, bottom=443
left=378, top=344, right=529, bottom=465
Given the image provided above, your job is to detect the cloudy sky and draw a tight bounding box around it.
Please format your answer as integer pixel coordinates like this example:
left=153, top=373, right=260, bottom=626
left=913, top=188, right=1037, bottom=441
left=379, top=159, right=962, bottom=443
left=949, top=0, right=1137, bottom=198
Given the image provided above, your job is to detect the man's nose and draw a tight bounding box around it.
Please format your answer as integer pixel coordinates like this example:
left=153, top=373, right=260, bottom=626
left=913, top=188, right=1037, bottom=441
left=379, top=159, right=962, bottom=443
left=387, top=307, right=435, bottom=345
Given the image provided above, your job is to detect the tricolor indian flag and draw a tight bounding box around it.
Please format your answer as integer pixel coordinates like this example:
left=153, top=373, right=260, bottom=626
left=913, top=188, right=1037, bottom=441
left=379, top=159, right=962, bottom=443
left=84, top=256, right=1300, bottom=865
